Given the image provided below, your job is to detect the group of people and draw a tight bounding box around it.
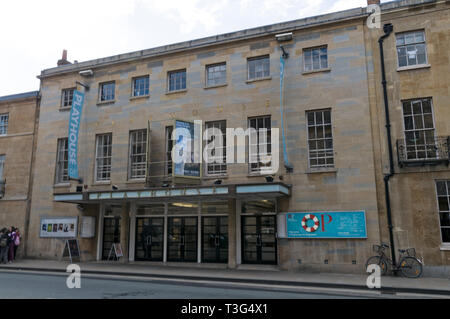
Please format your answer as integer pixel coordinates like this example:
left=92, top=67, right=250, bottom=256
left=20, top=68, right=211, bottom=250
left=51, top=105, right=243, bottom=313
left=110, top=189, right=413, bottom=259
left=0, top=227, right=21, bottom=264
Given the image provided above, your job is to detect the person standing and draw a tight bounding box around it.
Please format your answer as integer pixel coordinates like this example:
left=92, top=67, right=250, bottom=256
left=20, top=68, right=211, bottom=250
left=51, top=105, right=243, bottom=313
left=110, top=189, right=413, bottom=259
left=13, top=228, right=20, bottom=260
left=0, top=228, right=9, bottom=264
left=7, top=227, right=16, bottom=263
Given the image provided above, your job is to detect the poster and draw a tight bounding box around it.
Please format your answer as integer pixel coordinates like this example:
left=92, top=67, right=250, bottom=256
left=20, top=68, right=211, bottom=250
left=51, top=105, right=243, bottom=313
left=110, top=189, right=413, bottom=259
left=40, top=217, right=78, bottom=238
left=286, top=211, right=367, bottom=239
left=173, top=120, right=201, bottom=178
left=68, top=90, right=85, bottom=179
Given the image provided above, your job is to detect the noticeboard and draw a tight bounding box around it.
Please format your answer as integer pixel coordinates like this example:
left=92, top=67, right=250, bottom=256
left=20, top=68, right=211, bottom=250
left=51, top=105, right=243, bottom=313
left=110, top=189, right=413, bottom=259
left=40, top=217, right=78, bottom=238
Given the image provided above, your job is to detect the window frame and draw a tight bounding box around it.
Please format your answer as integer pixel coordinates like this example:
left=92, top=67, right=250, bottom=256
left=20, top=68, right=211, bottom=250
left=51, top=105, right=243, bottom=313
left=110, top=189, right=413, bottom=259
left=247, top=55, right=270, bottom=81
left=435, top=180, right=450, bottom=244
left=99, top=81, right=116, bottom=102
left=306, top=108, right=334, bottom=169
left=55, top=138, right=69, bottom=184
left=128, top=129, right=148, bottom=180
left=248, top=115, right=272, bottom=174
left=205, top=63, right=227, bottom=87
left=61, top=88, right=75, bottom=109
left=396, top=30, right=428, bottom=68
left=167, top=69, right=187, bottom=92
left=205, top=120, right=227, bottom=176
left=94, top=133, right=113, bottom=182
left=303, top=45, right=328, bottom=72
left=132, top=75, right=150, bottom=98
left=0, top=113, right=9, bottom=136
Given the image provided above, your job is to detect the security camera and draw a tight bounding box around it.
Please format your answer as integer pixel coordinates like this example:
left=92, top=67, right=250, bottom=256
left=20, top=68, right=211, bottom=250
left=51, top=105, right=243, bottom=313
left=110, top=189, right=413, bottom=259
left=79, top=69, right=93, bottom=76
left=77, top=204, right=85, bottom=211
left=112, top=185, right=119, bottom=191
left=275, top=32, right=293, bottom=42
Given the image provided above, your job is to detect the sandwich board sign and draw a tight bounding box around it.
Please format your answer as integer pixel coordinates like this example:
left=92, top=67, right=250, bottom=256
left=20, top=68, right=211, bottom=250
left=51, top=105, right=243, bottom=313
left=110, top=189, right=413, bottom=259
left=62, top=239, right=81, bottom=263
left=107, top=243, right=123, bottom=261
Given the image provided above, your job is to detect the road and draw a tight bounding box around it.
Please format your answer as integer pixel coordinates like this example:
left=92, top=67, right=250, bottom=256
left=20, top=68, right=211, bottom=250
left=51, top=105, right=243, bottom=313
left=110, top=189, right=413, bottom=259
left=0, top=270, right=373, bottom=299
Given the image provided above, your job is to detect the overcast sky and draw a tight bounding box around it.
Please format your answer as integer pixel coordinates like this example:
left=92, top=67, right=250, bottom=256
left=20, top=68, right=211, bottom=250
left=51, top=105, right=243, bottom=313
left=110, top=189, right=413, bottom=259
left=0, top=0, right=387, bottom=96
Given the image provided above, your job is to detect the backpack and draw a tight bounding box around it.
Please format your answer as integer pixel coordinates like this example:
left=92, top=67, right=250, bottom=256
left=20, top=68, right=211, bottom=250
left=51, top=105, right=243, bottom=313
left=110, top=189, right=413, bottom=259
left=0, top=236, right=7, bottom=248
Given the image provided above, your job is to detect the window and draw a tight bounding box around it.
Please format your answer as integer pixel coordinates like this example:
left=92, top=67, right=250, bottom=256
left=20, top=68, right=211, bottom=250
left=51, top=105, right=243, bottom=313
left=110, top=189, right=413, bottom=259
left=168, top=70, right=186, bottom=92
left=0, top=113, right=9, bottom=135
left=133, top=76, right=149, bottom=97
left=206, top=63, right=226, bottom=87
left=205, top=120, right=227, bottom=175
left=436, top=181, right=450, bottom=243
left=307, top=109, right=334, bottom=168
left=396, top=30, right=428, bottom=68
left=249, top=116, right=271, bottom=173
left=99, top=82, right=115, bottom=102
left=95, top=134, right=112, bottom=181
left=304, top=46, right=328, bottom=72
left=248, top=56, right=270, bottom=80
left=0, top=155, right=4, bottom=181
left=61, top=88, right=74, bottom=108
left=165, top=126, right=174, bottom=176
left=55, top=138, right=69, bottom=183
left=129, top=130, right=147, bottom=179
left=402, top=98, right=436, bottom=160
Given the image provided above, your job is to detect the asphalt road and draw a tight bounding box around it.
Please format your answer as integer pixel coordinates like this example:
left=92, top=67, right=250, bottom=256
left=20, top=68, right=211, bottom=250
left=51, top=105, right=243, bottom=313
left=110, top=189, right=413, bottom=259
left=0, top=270, right=368, bottom=299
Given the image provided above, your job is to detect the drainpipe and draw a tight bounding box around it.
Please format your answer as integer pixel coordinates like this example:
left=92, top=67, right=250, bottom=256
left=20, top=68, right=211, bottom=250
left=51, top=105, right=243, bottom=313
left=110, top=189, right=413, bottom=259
left=379, top=23, right=397, bottom=270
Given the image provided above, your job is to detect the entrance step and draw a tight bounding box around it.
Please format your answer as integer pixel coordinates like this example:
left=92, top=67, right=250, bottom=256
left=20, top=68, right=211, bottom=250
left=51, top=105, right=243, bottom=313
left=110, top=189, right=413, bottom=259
left=237, top=264, right=280, bottom=272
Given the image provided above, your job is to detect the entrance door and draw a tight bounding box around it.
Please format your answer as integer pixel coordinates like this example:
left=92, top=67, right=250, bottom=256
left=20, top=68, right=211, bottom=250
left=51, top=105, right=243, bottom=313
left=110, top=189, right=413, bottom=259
left=202, top=216, right=228, bottom=263
left=167, top=217, right=197, bottom=262
left=102, top=216, right=121, bottom=260
left=135, top=218, right=164, bottom=261
left=242, top=215, right=277, bottom=264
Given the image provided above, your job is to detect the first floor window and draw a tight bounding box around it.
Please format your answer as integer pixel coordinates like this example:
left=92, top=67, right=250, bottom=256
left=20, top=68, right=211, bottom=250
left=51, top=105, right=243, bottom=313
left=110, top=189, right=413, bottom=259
left=100, top=82, right=115, bottom=102
left=206, top=63, right=226, bottom=87
left=436, top=181, right=450, bottom=243
left=95, top=133, right=112, bottom=181
left=307, top=109, right=334, bottom=168
left=61, top=88, right=74, bottom=108
left=205, top=120, right=226, bottom=175
left=396, top=30, right=428, bottom=68
left=0, top=113, right=9, bottom=135
left=168, top=70, right=186, bottom=92
left=55, top=138, right=69, bottom=183
left=249, top=116, right=271, bottom=174
left=402, top=98, right=436, bottom=160
left=133, top=76, right=149, bottom=97
left=248, top=56, right=270, bottom=80
left=304, top=46, right=328, bottom=72
left=129, top=130, right=147, bottom=179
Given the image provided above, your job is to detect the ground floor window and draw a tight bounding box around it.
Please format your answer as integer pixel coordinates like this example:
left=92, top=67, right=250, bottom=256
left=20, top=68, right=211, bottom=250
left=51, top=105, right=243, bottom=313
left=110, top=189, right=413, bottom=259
left=436, top=181, right=450, bottom=243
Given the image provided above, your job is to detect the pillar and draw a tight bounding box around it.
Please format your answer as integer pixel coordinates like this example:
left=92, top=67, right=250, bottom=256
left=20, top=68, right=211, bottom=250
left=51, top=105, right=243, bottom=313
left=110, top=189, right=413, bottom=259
left=228, top=198, right=237, bottom=269
left=120, top=203, right=129, bottom=263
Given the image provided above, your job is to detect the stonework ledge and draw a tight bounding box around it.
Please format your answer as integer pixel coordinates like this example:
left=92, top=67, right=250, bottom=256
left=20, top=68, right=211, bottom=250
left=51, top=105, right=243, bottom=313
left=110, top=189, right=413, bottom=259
left=397, top=64, right=431, bottom=72
left=246, top=76, right=272, bottom=84
left=129, top=95, right=150, bottom=101
left=306, top=168, right=338, bottom=174
left=165, top=89, right=187, bottom=95
left=302, top=68, right=332, bottom=75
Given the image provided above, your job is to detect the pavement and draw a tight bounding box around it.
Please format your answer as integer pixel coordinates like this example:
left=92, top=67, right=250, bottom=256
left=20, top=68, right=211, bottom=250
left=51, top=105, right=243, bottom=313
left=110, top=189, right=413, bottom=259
left=0, top=258, right=449, bottom=297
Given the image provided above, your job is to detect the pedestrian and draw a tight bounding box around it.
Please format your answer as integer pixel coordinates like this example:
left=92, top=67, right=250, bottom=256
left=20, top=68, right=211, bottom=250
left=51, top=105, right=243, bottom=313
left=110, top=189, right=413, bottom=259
left=0, top=228, right=8, bottom=264
left=13, top=228, right=20, bottom=260
left=7, top=226, right=16, bottom=263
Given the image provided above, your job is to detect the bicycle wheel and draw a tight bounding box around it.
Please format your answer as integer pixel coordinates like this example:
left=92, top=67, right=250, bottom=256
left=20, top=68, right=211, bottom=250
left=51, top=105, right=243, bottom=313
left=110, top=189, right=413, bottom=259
left=365, top=256, right=388, bottom=276
left=399, top=257, right=423, bottom=278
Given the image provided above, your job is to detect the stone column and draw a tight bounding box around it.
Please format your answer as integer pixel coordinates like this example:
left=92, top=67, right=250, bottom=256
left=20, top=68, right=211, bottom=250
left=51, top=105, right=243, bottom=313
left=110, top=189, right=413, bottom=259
left=120, top=203, right=129, bottom=263
left=227, top=198, right=237, bottom=269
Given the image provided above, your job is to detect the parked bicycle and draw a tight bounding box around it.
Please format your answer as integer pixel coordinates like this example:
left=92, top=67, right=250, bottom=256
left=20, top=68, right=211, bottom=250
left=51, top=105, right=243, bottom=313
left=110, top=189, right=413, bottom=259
left=365, top=244, right=423, bottom=278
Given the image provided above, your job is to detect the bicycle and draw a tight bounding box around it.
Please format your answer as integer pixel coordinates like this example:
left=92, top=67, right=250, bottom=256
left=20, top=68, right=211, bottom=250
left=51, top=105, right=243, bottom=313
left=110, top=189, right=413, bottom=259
left=365, top=244, right=423, bottom=278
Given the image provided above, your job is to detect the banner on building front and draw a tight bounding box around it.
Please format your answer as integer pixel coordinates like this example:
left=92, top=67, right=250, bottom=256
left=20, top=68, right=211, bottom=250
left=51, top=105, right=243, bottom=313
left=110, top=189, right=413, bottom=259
left=173, top=119, right=201, bottom=178
left=40, top=217, right=78, bottom=238
left=286, top=211, right=367, bottom=239
left=68, top=90, right=85, bottom=179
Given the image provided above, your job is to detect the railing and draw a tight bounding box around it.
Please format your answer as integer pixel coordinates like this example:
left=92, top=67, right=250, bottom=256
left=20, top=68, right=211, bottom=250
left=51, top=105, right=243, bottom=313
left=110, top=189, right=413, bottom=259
left=397, top=136, right=450, bottom=167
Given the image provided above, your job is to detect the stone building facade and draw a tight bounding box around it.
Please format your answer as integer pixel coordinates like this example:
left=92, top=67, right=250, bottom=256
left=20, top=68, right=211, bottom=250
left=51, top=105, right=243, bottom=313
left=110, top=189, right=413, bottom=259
left=0, top=91, right=40, bottom=257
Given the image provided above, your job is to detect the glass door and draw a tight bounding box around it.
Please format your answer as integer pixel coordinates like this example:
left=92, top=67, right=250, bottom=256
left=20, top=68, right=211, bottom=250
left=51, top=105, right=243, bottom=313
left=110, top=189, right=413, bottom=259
left=167, top=217, right=198, bottom=262
left=102, top=216, right=121, bottom=260
left=242, top=215, right=277, bottom=264
left=135, top=217, right=164, bottom=261
left=202, top=216, right=228, bottom=263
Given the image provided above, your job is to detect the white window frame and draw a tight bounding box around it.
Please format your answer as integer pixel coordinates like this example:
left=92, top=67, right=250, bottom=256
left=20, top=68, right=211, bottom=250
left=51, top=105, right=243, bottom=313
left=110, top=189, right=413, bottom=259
left=206, top=63, right=227, bottom=87
left=168, top=69, right=186, bottom=92
left=61, top=88, right=75, bottom=108
left=95, top=133, right=112, bottom=182
left=128, top=129, right=147, bottom=180
left=435, top=180, right=450, bottom=244
left=303, top=46, right=328, bottom=72
left=247, top=56, right=270, bottom=80
left=132, top=76, right=150, bottom=97
left=0, top=113, right=9, bottom=136
left=306, top=109, right=334, bottom=169
left=99, top=82, right=115, bottom=102
left=55, top=138, right=69, bottom=184
left=205, top=120, right=227, bottom=176
left=396, top=30, right=428, bottom=68
left=248, top=115, right=271, bottom=174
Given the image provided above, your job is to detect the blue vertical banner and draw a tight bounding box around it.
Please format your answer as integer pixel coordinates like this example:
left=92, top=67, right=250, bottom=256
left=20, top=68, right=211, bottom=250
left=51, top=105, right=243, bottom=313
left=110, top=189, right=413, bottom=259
left=68, top=90, right=85, bottom=179
left=279, top=56, right=291, bottom=169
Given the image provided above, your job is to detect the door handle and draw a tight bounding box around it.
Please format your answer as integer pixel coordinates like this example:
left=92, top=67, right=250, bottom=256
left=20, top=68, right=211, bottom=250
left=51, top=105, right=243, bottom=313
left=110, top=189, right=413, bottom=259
left=148, top=235, right=152, bottom=245
left=215, top=235, right=220, bottom=247
left=256, top=234, right=262, bottom=247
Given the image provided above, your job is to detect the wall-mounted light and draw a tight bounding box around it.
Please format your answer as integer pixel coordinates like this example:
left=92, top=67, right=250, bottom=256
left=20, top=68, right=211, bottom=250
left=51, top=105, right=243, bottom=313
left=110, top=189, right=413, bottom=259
left=112, top=185, right=119, bottom=191
left=214, top=179, right=222, bottom=185
left=265, top=176, right=274, bottom=183
left=275, top=32, right=293, bottom=42
left=79, top=69, right=93, bottom=77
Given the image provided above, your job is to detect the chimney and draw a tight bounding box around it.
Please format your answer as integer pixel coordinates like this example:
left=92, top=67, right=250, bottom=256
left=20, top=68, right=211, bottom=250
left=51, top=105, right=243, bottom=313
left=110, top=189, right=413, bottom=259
left=367, top=0, right=380, bottom=5
left=57, top=50, right=71, bottom=66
